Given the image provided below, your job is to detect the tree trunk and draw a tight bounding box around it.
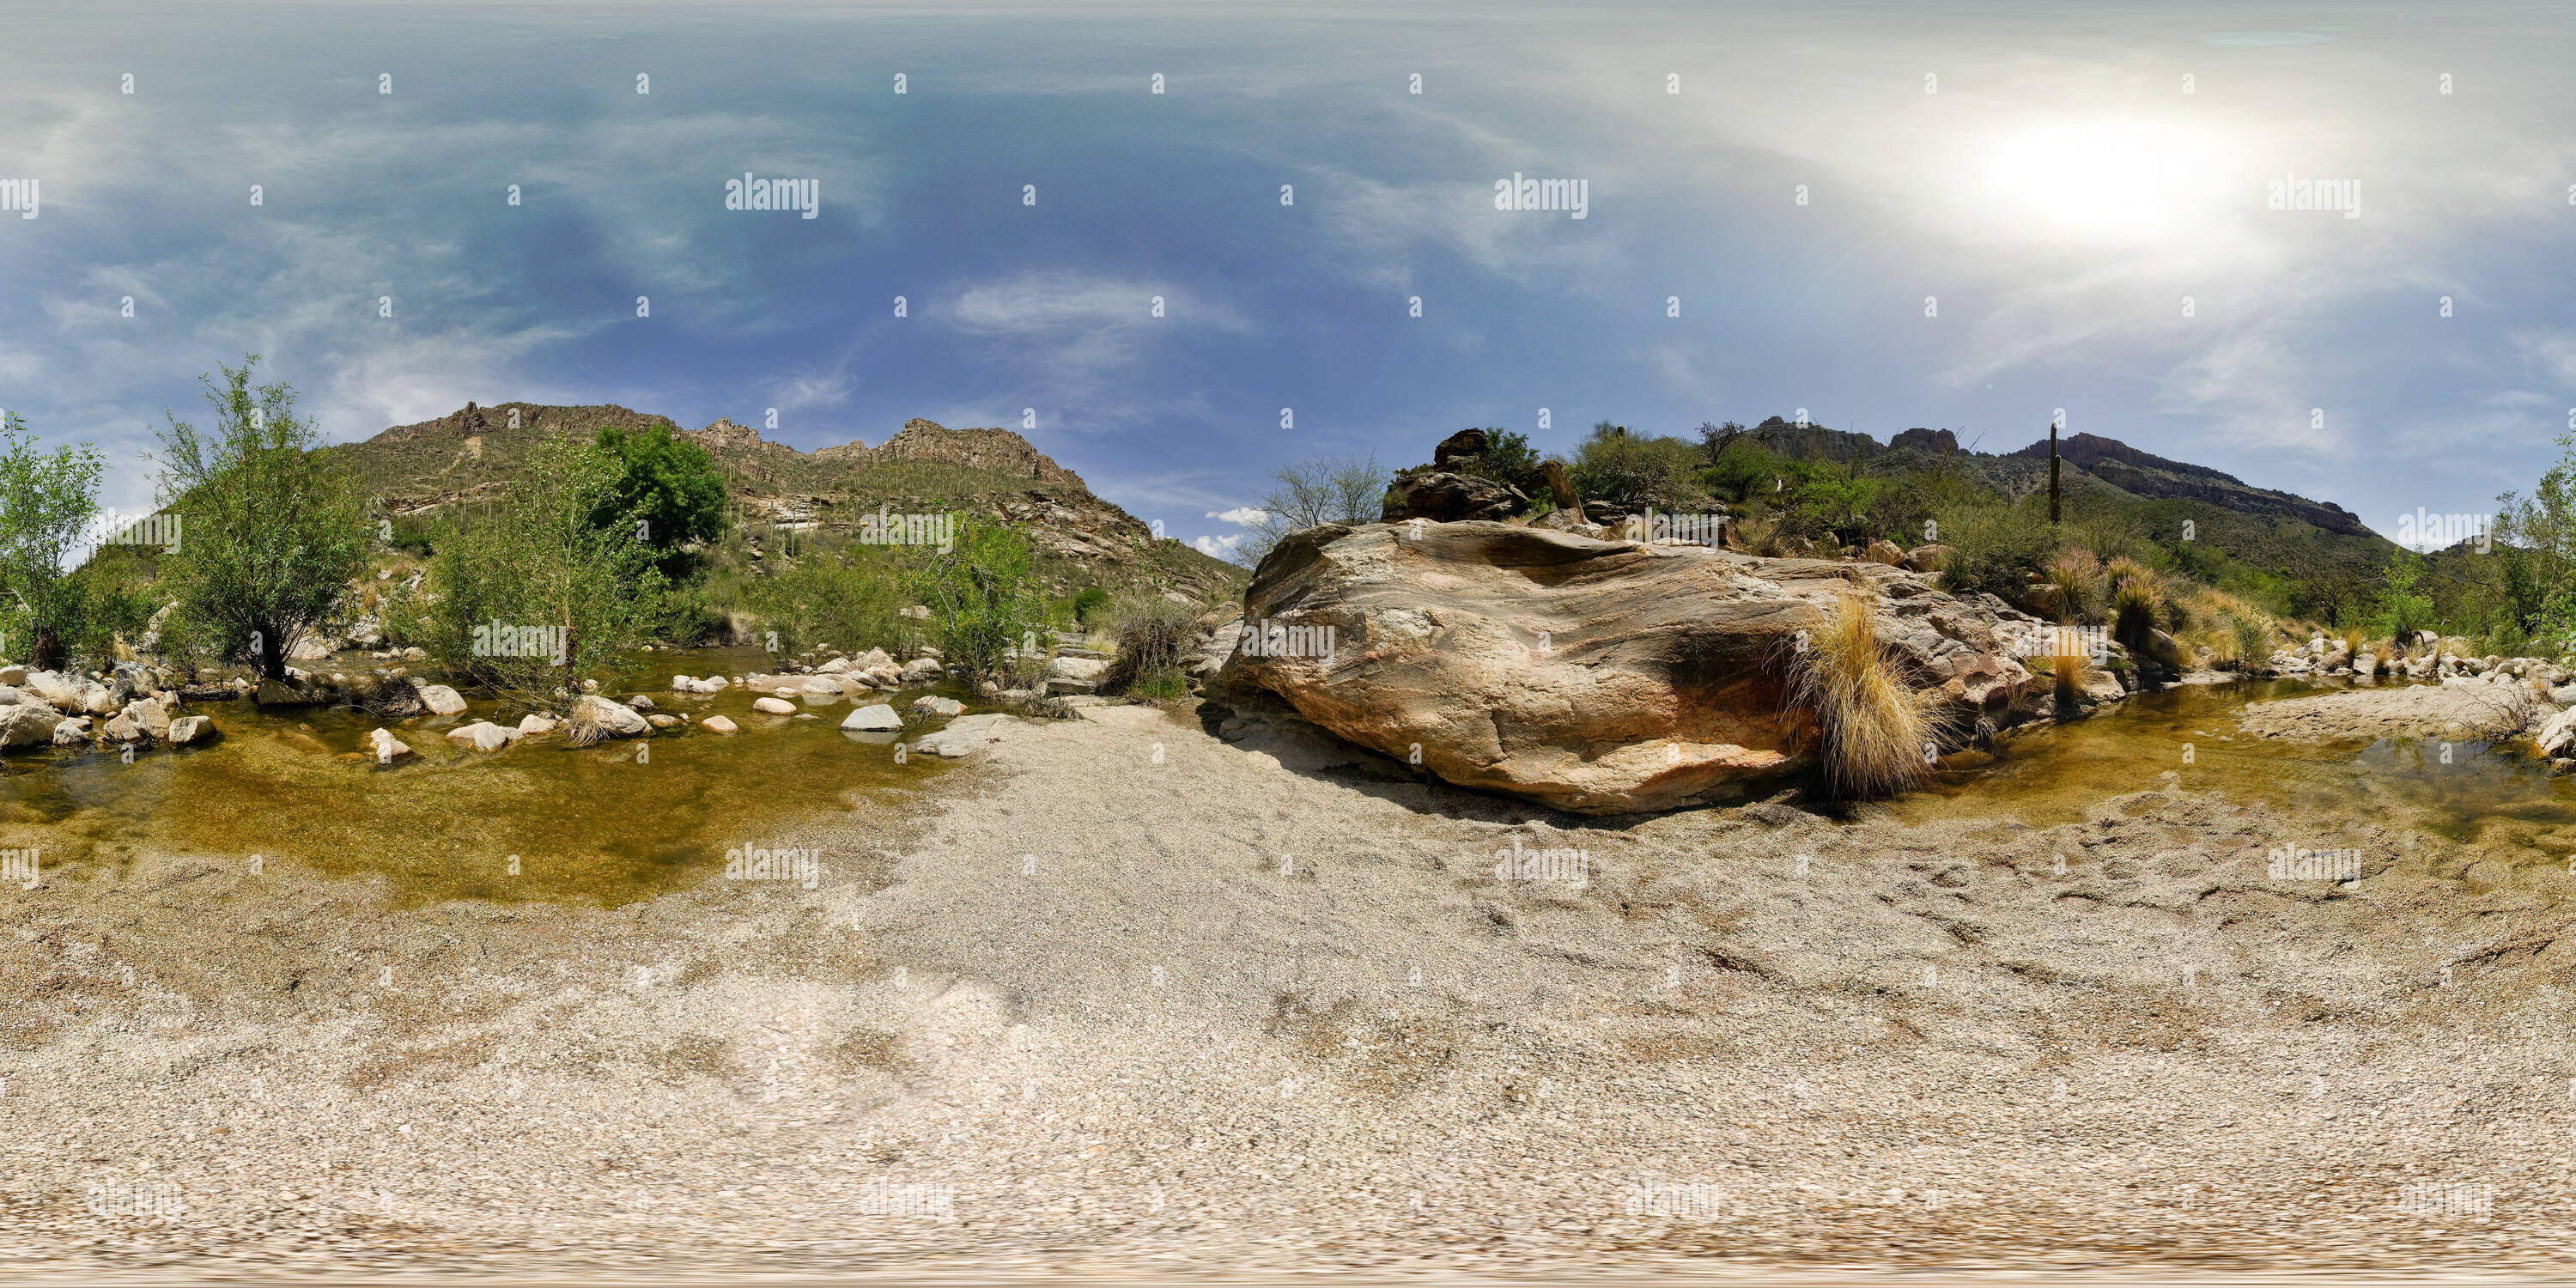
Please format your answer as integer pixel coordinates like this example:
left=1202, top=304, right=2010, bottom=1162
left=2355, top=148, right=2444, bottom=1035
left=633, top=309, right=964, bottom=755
left=2048, top=424, right=2062, bottom=526
left=258, top=621, right=287, bottom=680
left=31, top=624, right=63, bottom=672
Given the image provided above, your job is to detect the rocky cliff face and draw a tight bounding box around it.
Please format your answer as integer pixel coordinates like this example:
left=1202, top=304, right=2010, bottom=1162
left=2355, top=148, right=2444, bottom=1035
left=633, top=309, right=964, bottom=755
left=2007, top=432, right=2371, bottom=537
left=809, top=418, right=1083, bottom=487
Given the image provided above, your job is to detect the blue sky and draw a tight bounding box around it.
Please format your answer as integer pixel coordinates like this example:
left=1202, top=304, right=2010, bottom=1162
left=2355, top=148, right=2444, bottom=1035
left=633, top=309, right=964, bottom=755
left=4, top=1, right=2573, bottom=558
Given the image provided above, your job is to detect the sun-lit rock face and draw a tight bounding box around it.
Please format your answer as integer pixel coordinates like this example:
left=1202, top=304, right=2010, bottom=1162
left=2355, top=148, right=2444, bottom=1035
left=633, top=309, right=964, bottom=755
left=1219, top=520, right=2048, bottom=814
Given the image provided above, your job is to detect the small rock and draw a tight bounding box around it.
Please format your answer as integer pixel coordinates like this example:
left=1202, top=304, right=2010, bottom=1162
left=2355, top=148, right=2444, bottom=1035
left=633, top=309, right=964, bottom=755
left=518, top=713, right=558, bottom=736
left=166, top=715, right=212, bottom=745
left=911, top=696, right=966, bottom=717
left=416, top=684, right=469, bottom=716
left=701, top=714, right=738, bottom=734
left=647, top=714, right=680, bottom=728
left=445, top=721, right=517, bottom=752
left=753, top=696, right=797, bottom=715
left=368, top=728, right=414, bottom=761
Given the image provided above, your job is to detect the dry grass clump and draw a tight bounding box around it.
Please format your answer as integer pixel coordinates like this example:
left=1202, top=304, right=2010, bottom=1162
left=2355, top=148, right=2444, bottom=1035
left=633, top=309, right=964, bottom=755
left=2032, top=548, right=2105, bottom=624
left=1791, top=587, right=1934, bottom=799
left=1097, top=595, right=1205, bottom=702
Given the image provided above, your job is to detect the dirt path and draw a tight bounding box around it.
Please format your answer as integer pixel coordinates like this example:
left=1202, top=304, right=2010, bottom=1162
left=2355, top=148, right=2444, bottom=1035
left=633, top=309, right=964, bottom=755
left=3, top=699, right=2573, bottom=1276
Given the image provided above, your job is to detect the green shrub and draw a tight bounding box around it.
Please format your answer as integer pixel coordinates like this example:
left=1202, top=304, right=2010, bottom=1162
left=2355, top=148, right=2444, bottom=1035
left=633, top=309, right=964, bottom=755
left=741, top=545, right=911, bottom=656
left=908, top=517, right=1045, bottom=683
left=423, top=434, right=667, bottom=708
left=1932, top=504, right=2051, bottom=604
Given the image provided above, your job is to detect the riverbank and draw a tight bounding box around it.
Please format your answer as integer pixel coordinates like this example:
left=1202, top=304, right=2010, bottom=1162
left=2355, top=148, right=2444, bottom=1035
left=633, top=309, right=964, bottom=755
left=4, top=689, right=2571, bottom=1276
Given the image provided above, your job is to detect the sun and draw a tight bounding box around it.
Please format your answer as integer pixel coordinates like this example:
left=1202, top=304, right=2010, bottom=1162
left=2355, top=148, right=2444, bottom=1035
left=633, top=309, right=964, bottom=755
left=1986, top=120, right=2227, bottom=241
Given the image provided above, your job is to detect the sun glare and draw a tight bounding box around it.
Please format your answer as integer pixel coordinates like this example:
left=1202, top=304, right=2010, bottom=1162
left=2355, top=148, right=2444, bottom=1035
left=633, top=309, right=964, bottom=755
left=1987, top=121, right=2227, bottom=241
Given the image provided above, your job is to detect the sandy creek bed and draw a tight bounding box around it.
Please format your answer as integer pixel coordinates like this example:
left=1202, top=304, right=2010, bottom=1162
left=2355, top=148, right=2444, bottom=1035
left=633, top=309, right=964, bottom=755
left=2, top=675, right=2571, bottom=1276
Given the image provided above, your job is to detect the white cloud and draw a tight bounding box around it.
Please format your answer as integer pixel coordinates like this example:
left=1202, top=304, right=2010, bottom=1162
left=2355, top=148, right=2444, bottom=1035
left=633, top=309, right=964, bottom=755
left=1194, top=532, right=1242, bottom=558
left=1207, top=507, right=1267, bottom=526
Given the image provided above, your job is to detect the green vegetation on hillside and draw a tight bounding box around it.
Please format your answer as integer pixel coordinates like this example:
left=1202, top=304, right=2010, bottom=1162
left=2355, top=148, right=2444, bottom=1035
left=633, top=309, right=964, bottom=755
left=155, top=358, right=374, bottom=680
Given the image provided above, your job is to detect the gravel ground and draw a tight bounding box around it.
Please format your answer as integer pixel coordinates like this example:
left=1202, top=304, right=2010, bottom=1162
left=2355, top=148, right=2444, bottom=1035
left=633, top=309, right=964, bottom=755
left=3, top=697, right=2573, bottom=1279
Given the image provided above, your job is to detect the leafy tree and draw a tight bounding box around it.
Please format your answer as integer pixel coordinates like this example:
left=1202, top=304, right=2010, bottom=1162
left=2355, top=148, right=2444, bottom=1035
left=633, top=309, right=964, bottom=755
left=908, top=516, right=1045, bottom=682
left=0, top=412, right=108, bottom=670
left=426, top=434, right=668, bottom=707
left=2370, top=549, right=2437, bottom=641
left=2497, top=440, right=2576, bottom=653
left=593, top=422, right=728, bottom=551
left=154, top=358, right=372, bottom=679
left=1452, top=428, right=1547, bottom=497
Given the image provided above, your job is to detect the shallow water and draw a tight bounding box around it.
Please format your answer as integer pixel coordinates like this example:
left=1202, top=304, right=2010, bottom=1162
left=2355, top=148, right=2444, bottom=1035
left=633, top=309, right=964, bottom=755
left=0, top=647, right=969, bottom=905
left=1899, top=677, right=2576, bottom=858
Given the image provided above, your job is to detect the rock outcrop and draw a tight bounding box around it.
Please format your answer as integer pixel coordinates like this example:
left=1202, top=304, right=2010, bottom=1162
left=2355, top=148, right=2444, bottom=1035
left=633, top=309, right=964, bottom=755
left=1218, top=521, right=2047, bottom=814
left=1380, top=472, right=1528, bottom=524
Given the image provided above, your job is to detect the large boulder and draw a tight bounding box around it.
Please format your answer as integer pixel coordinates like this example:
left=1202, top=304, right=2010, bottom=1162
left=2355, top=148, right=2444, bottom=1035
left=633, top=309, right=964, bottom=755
left=570, top=693, right=650, bottom=738
left=1432, top=428, right=1489, bottom=469
left=166, top=715, right=213, bottom=745
left=1048, top=655, right=1109, bottom=682
left=1217, top=521, right=2043, bottom=814
left=1379, top=471, right=1528, bottom=524
left=0, top=703, right=64, bottom=749
left=126, top=696, right=172, bottom=740
left=841, top=703, right=904, bottom=731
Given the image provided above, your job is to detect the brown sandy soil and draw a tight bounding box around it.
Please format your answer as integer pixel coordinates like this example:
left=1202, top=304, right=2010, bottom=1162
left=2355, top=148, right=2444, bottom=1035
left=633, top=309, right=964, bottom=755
left=2, top=699, right=2572, bottom=1278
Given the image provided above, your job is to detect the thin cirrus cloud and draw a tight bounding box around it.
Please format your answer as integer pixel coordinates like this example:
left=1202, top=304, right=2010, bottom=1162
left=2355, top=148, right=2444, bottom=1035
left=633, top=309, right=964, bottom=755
left=2, top=2, right=2573, bottom=553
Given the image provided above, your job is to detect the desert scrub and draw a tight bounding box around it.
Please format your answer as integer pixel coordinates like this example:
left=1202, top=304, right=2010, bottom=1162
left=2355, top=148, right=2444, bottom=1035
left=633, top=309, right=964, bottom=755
left=908, top=516, right=1045, bottom=683
left=2106, top=556, right=2166, bottom=655
left=2035, top=548, right=2105, bottom=624
left=1098, top=594, right=1202, bottom=702
left=1790, top=587, right=1934, bottom=799
left=1932, top=504, right=2051, bottom=605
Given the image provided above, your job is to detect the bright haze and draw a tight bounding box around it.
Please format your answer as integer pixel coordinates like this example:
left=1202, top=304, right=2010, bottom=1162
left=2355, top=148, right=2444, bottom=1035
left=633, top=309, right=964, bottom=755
left=3, top=2, right=2569, bottom=556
